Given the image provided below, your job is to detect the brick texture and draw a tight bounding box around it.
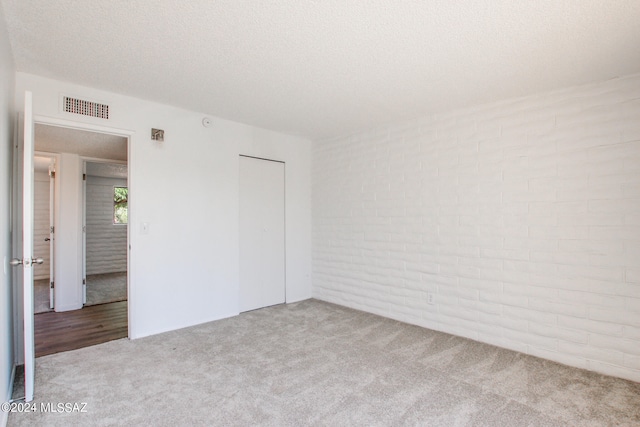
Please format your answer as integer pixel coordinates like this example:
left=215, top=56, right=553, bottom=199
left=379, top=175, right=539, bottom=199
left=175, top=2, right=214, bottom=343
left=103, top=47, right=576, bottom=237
left=85, top=175, right=127, bottom=275
left=312, top=73, right=640, bottom=382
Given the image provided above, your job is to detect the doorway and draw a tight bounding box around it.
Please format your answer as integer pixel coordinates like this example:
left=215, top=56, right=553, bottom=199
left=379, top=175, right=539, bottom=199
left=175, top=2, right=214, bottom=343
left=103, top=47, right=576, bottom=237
left=83, top=160, right=128, bottom=307
left=32, top=123, right=129, bottom=355
left=238, top=155, right=286, bottom=312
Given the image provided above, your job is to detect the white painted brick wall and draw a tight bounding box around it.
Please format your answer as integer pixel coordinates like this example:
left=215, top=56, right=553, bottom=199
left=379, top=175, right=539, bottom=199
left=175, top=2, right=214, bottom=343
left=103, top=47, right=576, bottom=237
left=312, top=73, right=640, bottom=382
left=85, top=175, right=127, bottom=275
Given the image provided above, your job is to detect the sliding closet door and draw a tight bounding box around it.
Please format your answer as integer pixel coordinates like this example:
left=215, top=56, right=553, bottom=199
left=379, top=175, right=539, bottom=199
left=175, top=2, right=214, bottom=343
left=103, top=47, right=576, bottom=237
left=239, top=156, right=285, bottom=312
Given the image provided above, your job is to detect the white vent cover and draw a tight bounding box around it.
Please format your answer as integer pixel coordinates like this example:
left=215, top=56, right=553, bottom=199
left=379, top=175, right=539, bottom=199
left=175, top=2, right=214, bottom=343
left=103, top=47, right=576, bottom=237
left=63, top=96, right=109, bottom=119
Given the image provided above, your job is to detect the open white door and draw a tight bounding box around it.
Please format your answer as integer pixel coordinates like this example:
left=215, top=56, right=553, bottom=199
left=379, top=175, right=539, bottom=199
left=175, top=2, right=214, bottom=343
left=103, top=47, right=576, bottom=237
left=22, top=91, right=37, bottom=401
left=12, top=91, right=38, bottom=402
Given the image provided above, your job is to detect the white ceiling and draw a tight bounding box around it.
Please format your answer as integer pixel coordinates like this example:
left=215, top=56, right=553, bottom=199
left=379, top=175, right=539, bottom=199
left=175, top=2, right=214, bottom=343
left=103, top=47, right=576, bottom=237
left=3, top=1, right=640, bottom=140
left=35, top=124, right=128, bottom=161
left=33, top=155, right=52, bottom=173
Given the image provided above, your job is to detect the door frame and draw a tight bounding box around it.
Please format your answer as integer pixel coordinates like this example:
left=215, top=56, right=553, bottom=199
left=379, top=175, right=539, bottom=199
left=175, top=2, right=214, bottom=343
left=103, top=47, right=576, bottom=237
left=47, top=156, right=56, bottom=309
left=32, top=117, right=133, bottom=336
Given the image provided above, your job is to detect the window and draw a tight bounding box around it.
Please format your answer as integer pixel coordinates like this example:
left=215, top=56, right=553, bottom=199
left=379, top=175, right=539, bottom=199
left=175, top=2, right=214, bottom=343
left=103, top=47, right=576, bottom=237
left=114, top=187, right=128, bottom=224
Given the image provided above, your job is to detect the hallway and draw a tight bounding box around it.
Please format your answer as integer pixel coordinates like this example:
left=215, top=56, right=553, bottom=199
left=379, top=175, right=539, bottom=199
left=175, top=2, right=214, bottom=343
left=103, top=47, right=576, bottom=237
left=35, top=301, right=127, bottom=357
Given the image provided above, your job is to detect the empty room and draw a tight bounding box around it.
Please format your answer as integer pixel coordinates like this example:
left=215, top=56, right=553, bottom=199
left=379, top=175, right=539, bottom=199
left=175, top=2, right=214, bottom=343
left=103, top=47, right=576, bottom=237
left=1, top=1, right=639, bottom=426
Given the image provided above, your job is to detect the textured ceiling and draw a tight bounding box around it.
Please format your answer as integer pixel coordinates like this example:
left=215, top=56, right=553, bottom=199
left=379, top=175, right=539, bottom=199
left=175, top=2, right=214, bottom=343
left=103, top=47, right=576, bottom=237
left=3, top=1, right=640, bottom=140
left=35, top=124, right=128, bottom=161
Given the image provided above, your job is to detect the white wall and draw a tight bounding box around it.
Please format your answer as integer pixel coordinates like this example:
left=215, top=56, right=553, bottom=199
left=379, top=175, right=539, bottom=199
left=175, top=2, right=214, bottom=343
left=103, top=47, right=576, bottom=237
left=15, top=73, right=312, bottom=339
left=52, top=153, right=84, bottom=311
left=313, top=73, right=640, bottom=382
left=0, top=3, right=15, bottom=420
left=85, top=175, right=127, bottom=275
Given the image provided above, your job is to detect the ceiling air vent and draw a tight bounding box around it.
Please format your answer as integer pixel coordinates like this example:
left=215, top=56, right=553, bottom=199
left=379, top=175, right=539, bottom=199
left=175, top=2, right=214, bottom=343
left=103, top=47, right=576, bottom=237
left=63, top=96, right=109, bottom=119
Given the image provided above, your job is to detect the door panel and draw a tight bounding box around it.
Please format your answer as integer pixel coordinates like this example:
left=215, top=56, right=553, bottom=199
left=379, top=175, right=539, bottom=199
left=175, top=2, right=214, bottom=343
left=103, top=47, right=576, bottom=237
left=22, top=91, right=36, bottom=402
left=239, top=156, right=285, bottom=312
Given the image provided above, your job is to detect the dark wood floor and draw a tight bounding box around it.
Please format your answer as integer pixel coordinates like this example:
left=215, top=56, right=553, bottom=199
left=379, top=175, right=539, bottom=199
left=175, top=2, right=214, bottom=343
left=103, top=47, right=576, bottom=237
left=35, top=301, right=128, bottom=357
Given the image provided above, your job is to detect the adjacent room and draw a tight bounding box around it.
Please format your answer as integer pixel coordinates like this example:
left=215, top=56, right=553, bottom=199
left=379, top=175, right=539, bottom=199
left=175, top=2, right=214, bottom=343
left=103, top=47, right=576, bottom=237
left=0, top=1, right=639, bottom=426
left=29, top=124, right=129, bottom=358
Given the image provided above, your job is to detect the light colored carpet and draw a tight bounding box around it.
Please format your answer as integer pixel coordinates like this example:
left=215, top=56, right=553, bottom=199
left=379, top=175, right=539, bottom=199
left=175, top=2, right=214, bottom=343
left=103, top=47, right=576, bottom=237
left=85, top=272, right=127, bottom=307
left=9, top=299, right=640, bottom=426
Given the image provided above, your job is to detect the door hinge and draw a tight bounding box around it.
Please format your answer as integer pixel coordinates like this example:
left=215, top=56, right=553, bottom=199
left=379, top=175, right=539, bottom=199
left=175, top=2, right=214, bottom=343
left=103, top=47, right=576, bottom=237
left=50, top=171, right=55, bottom=178
left=82, top=226, right=86, bottom=232
left=50, top=226, right=54, bottom=234
left=83, top=173, right=86, bottom=181
left=83, top=278, right=86, bottom=285
left=50, top=281, right=54, bottom=289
